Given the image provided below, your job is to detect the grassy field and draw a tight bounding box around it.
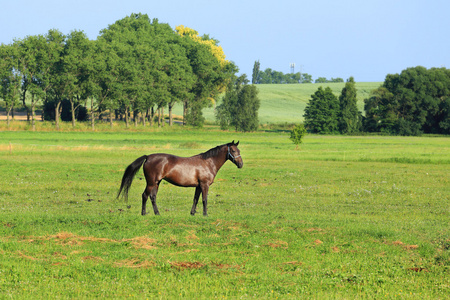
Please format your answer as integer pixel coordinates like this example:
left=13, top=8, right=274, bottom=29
left=0, top=128, right=448, bottom=298
left=162, top=82, right=382, bottom=125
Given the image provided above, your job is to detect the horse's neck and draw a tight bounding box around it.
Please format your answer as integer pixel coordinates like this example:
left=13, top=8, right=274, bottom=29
left=209, top=147, right=228, bottom=173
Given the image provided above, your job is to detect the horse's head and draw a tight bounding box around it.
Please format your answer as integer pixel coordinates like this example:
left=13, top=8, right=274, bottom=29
left=227, top=140, right=243, bottom=168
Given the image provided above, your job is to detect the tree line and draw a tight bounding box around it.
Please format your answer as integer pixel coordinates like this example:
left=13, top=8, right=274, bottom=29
left=251, top=60, right=313, bottom=84
left=304, top=67, right=450, bottom=135
left=251, top=60, right=345, bottom=84
left=0, top=13, right=236, bottom=130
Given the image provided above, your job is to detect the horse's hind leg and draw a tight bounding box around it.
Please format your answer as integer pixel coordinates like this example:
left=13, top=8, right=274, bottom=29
left=142, top=185, right=160, bottom=215
left=142, top=186, right=149, bottom=216
left=190, top=186, right=201, bottom=216
left=150, top=185, right=160, bottom=215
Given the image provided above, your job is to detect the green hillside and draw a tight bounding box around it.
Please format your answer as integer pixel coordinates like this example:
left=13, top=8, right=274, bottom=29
left=256, top=82, right=381, bottom=123
left=173, top=82, right=382, bottom=124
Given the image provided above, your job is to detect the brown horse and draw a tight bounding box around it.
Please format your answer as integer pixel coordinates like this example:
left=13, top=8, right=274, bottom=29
left=117, top=141, right=243, bottom=216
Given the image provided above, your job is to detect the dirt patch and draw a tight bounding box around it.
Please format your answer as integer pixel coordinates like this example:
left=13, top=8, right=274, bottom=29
left=16, top=250, right=39, bottom=260
left=19, top=232, right=158, bottom=249
left=82, top=256, right=104, bottom=262
left=266, top=240, right=289, bottom=249
left=388, top=240, right=419, bottom=250
left=170, top=261, right=205, bottom=269
left=124, top=237, right=157, bottom=250
left=51, top=232, right=115, bottom=246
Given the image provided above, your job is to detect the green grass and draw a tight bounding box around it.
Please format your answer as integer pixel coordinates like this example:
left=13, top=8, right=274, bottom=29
left=168, top=82, right=382, bottom=124
left=0, top=129, right=449, bottom=298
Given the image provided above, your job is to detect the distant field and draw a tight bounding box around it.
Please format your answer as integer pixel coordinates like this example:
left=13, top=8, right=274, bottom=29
left=256, top=82, right=381, bottom=124
left=171, top=82, right=382, bottom=124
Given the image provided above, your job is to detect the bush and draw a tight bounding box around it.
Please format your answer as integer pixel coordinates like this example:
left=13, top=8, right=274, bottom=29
left=289, top=124, right=307, bottom=149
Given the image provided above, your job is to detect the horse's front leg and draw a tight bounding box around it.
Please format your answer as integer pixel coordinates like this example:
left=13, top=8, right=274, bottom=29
left=200, top=184, right=210, bottom=216
left=190, top=186, right=201, bottom=216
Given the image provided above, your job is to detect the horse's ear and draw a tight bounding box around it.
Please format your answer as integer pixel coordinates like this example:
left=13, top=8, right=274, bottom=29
left=236, top=141, right=239, bottom=146
left=231, top=140, right=235, bottom=145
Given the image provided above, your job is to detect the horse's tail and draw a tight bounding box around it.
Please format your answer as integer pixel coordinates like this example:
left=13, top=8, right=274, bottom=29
left=117, top=155, right=148, bottom=201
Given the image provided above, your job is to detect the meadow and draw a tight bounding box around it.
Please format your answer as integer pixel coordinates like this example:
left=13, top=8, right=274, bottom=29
left=170, top=82, right=382, bottom=124
left=0, top=128, right=449, bottom=299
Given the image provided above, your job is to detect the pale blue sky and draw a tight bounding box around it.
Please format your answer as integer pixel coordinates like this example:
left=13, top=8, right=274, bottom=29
left=1, top=0, right=448, bottom=82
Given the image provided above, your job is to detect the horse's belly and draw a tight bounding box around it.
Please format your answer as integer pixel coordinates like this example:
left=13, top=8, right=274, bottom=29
left=164, top=169, right=198, bottom=187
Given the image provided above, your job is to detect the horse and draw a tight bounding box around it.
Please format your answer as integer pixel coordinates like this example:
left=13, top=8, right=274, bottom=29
left=117, top=141, right=243, bottom=216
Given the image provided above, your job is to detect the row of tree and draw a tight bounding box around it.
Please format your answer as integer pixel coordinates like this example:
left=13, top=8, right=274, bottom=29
left=251, top=60, right=345, bottom=84
left=304, top=67, right=450, bottom=135
left=251, top=60, right=313, bottom=84
left=0, top=13, right=235, bottom=130
left=304, top=77, right=361, bottom=134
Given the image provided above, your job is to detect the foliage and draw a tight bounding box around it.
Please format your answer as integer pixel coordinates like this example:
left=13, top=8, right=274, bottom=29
left=175, top=24, right=234, bottom=127
left=338, top=77, right=361, bottom=134
left=0, top=43, right=21, bottom=125
left=252, top=60, right=260, bottom=84
left=315, top=77, right=344, bottom=83
left=252, top=64, right=313, bottom=84
left=289, top=123, right=307, bottom=148
left=0, top=130, right=449, bottom=298
left=216, top=74, right=260, bottom=131
left=0, top=13, right=234, bottom=129
left=304, top=86, right=340, bottom=133
left=364, top=66, right=450, bottom=135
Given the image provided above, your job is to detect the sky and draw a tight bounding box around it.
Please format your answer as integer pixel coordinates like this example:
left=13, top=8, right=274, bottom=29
left=1, top=0, right=448, bottom=82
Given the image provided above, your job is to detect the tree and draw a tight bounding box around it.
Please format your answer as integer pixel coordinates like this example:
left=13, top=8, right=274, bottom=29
left=176, top=25, right=233, bottom=127
left=364, top=66, right=450, bottom=135
left=290, top=124, right=307, bottom=149
left=315, top=77, right=327, bottom=83
left=364, top=87, right=396, bottom=133
left=251, top=63, right=312, bottom=84
left=40, top=29, right=65, bottom=130
left=15, top=35, right=46, bottom=130
left=252, top=60, right=260, bottom=84
left=338, top=76, right=360, bottom=133
left=304, top=86, right=339, bottom=133
left=0, top=43, right=21, bottom=127
left=216, top=74, right=260, bottom=131
left=301, top=73, right=313, bottom=83
left=66, top=31, right=92, bottom=128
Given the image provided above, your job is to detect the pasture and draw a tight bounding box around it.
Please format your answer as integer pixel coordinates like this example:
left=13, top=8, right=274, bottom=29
left=0, top=129, right=449, bottom=298
left=170, top=82, right=382, bottom=124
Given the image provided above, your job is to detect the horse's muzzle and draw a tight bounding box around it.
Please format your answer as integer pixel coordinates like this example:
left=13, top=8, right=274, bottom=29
left=237, top=161, right=243, bottom=169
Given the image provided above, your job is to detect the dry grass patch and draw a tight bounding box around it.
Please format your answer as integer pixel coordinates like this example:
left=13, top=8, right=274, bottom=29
left=114, top=258, right=155, bottom=269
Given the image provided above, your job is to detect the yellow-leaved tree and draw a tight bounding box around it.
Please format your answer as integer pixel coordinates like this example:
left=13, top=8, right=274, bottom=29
left=175, top=25, right=228, bottom=68
left=175, top=25, right=235, bottom=126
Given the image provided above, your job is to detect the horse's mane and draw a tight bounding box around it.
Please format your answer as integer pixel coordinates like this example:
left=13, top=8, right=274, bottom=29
left=200, top=144, right=226, bottom=160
